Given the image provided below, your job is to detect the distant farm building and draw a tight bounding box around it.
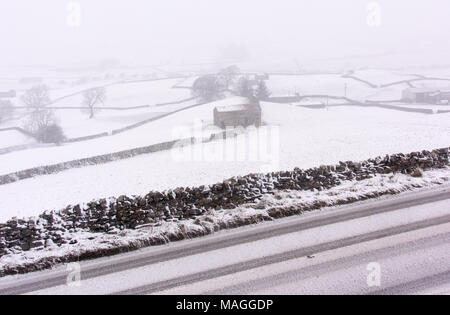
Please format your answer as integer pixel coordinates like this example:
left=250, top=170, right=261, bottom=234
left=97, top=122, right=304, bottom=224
left=255, top=73, right=270, bottom=81
left=0, top=90, right=16, bottom=98
left=214, top=99, right=262, bottom=128
left=19, top=77, right=43, bottom=84
left=402, top=88, right=450, bottom=104
left=440, top=91, right=450, bottom=103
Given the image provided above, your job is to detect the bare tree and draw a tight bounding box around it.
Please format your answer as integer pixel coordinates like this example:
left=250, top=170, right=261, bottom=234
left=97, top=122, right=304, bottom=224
left=255, top=80, right=271, bottom=101
left=219, top=65, right=240, bottom=89
left=82, top=87, right=106, bottom=119
left=22, top=109, right=65, bottom=144
left=23, top=109, right=56, bottom=135
left=192, top=75, right=225, bottom=102
left=21, top=84, right=50, bottom=110
left=236, top=76, right=255, bottom=98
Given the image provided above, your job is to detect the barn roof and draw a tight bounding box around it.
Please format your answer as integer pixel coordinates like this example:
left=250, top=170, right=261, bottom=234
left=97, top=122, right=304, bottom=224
left=404, top=88, right=441, bottom=94
left=215, top=103, right=260, bottom=113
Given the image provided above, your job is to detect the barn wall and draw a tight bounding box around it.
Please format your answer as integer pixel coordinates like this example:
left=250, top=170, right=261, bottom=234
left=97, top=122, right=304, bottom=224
left=214, top=109, right=261, bottom=128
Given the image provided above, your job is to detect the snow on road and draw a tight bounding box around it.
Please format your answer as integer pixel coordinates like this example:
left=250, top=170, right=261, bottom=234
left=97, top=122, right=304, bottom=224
left=181, top=228, right=450, bottom=295
left=22, top=198, right=450, bottom=295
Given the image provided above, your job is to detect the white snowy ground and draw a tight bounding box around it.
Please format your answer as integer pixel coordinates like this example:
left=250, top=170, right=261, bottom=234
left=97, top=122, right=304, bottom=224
left=0, top=78, right=195, bottom=143
left=3, top=69, right=448, bottom=149
left=349, top=69, right=418, bottom=86
left=0, top=130, right=36, bottom=150
left=0, top=167, right=448, bottom=275
left=1, top=97, right=449, bottom=175
left=416, top=68, right=450, bottom=79
left=364, top=85, right=410, bottom=101
left=54, top=108, right=167, bottom=139
left=265, top=71, right=416, bottom=101
left=412, top=80, right=450, bottom=90
left=50, top=79, right=191, bottom=108
left=265, top=70, right=450, bottom=102
left=0, top=101, right=448, bottom=221
left=266, top=74, right=374, bottom=99
left=391, top=104, right=450, bottom=112
left=0, top=97, right=246, bottom=174
left=0, top=65, right=173, bottom=96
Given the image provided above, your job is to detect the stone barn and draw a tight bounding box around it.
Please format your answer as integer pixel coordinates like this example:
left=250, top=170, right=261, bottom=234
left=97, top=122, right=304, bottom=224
left=438, top=91, right=450, bottom=104
left=214, top=100, right=262, bottom=128
left=255, top=73, right=270, bottom=81
left=402, top=88, right=441, bottom=104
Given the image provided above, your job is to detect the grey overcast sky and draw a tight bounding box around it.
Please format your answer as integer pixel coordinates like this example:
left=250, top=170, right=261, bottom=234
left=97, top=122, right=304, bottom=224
left=0, top=0, right=449, bottom=67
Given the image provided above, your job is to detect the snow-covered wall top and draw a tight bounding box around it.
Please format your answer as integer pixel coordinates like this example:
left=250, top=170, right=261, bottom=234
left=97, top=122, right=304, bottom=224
left=0, top=147, right=448, bottom=259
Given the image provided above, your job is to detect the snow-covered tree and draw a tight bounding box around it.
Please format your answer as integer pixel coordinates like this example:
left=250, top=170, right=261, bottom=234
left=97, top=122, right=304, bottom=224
left=23, top=109, right=56, bottom=135
left=255, top=80, right=271, bottom=100
left=236, top=76, right=255, bottom=98
left=192, top=75, right=225, bottom=102
left=82, top=87, right=106, bottom=119
left=21, top=85, right=50, bottom=110
left=35, top=123, right=65, bottom=144
left=219, top=65, right=240, bottom=89
left=23, top=109, right=65, bottom=144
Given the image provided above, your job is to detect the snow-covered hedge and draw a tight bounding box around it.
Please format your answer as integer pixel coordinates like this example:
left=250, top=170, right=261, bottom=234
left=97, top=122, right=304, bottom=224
left=0, top=147, right=448, bottom=258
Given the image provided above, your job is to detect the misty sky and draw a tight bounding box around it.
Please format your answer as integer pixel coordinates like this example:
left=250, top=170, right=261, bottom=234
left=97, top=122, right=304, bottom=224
left=1, top=0, right=449, bottom=67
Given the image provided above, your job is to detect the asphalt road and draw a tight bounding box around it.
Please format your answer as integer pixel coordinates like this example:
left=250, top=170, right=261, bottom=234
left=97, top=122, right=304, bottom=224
left=0, top=185, right=449, bottom=295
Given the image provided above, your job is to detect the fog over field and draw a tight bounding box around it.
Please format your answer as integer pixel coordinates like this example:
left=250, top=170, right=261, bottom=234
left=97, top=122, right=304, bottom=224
left=1, top=0, right=450, bottom=68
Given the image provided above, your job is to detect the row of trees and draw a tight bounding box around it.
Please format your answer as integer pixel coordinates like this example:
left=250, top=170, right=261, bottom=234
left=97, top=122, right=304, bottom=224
left=0, top=84, right=108, bottom=144
left=236, top=76, right=271, bottom=100
left=18, top=85, right=65, bottom=144
left=192, top=66, right=271, bottom=102
left=20, top=84, right=106, bottom=118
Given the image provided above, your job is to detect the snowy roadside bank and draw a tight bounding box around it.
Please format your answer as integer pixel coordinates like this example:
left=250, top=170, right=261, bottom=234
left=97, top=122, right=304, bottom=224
left=0, top=166, right=449, bottom=277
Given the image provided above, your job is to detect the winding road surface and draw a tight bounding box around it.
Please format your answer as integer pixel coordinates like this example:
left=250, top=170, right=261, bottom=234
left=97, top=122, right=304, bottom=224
left=0, top=185, right=449, bottom=295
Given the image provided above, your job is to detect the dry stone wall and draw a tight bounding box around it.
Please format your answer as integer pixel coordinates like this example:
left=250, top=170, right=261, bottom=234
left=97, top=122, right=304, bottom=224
left=0, top=147, right=448, bottom=257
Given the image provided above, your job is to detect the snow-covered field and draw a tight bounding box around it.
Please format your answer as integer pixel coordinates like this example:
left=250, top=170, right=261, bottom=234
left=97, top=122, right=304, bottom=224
left=266, top=74, right=372, bottom=99
left=0, top=100, right=449, bottom=221
left=349, top=69, right=418, bottom=86
left=412, top=67, right=450, bottom=80
left=0, top=130, right=36, bottom=150
left=392, top=104, right=450, bottom=112
left=50, top=79, right=191, bottom=108
left=0, top=65, right=174, bottom=95
left=55, top=108, right=167, bottom=139
left=0, top=97, right=246, bottom=174
left=411, top=80, right=450, bottom=90
left=265, top=70, right=450, bottom=102
left=0, top=77, right=196, bottom=144
left=265, top=72, right=409, bottom=101
left=0, top=68, right=449, bottom=221
left=3, top=68, right=449, bottom=149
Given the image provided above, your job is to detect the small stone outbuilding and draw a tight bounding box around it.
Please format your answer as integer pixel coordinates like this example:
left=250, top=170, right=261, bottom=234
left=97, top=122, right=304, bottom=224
left=214, top=99, right=262, bottom=128
left=402, top=88, right=441, bottom=104
left=0, top=90, right=16, bottom=98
